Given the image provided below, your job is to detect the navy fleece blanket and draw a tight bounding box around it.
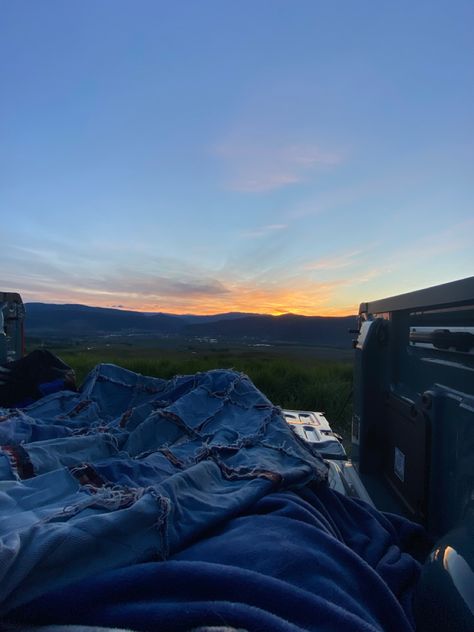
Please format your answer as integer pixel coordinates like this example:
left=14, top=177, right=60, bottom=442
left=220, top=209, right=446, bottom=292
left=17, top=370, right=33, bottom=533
left=0, top=365, right=426, bottom=631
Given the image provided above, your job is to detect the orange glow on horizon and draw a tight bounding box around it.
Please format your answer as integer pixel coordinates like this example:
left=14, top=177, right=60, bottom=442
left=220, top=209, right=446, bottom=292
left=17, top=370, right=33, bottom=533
left=124, top=286, right=352, bottom=316
left=26, top=291, right=356, bottom=317
left=124, top=304, right=356, bottom=317
left=16, top=279, right=360, bottom=317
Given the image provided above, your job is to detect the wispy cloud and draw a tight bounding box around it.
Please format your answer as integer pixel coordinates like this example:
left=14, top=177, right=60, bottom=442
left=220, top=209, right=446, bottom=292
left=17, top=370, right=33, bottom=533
left=385, top=219, right=474, bottom=264
left=102, top=274, right=231, bottom=298
left=240, top=224, right=288, bottom=238
left=2, top=242, right=232, bottom=312
left=5, top=219, right=472, bottom=317
left=5, top=254, right=355, bottom=315
left=304, top=250, right=363, bottom=272
left=34, top=274, right=229, bottom=301
left=214, top=140, right=343, bottom=193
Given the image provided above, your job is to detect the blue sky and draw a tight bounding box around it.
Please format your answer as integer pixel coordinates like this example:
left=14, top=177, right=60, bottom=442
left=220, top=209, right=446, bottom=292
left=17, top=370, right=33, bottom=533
left=1, top=1, right=473, bottom=314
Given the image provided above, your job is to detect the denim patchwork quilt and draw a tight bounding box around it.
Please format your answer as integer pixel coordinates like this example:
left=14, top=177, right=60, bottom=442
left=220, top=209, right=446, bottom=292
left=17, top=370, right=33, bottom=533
left=0, top=365, right=426, bottom=631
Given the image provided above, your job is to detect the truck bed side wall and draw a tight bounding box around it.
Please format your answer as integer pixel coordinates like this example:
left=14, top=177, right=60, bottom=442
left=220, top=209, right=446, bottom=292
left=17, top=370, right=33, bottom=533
left=352, top=277, right=474, bottom=539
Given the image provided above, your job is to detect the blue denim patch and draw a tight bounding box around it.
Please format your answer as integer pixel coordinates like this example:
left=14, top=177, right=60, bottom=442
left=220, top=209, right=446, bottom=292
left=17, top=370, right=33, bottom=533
left=0, top=365, right=327, bottom=614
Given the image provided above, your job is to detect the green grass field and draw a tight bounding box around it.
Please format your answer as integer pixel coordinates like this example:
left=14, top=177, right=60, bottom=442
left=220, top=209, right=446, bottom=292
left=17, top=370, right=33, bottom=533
left=33, top=341, right=354, bottom=448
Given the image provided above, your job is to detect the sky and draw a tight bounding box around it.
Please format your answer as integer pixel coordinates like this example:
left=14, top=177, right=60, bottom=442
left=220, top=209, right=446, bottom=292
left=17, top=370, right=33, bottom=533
left=1, top=1, right=473, bottom=315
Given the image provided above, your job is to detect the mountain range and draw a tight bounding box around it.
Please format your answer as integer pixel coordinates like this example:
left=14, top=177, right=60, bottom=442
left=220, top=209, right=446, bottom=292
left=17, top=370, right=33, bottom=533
left=25, top=303, right=357, bottom=348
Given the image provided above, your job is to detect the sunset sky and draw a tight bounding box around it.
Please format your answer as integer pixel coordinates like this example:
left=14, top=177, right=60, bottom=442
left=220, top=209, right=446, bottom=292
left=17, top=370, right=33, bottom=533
left=1, top=1, right=473, bottom=315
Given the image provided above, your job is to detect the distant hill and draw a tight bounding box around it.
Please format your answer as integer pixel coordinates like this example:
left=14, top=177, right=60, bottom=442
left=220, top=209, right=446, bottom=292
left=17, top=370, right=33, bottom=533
left=183, top=313, right=355, bottom=347
left=176, top=312, right=261, bottom=324
left=25, top=303, right=357, bottom=348
left=25, top=303, right=183, bottom=335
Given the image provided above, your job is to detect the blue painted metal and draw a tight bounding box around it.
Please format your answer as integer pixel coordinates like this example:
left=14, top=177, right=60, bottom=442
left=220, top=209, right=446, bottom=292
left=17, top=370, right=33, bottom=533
left=352, top=276, right=474, bottom=536
left=353, top=277, right=474, bottom=627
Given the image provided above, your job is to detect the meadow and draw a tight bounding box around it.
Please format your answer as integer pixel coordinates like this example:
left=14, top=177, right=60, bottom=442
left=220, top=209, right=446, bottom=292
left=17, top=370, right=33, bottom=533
left=32, top=339, right=354, bottom=447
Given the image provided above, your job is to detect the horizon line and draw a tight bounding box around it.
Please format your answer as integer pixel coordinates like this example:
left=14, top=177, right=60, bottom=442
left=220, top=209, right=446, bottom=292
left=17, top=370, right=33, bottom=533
left=23, top=299, right=357, bottom=319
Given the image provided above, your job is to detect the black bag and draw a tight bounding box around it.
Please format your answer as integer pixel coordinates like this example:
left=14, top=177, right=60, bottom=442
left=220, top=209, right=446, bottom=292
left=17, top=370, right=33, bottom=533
left=0, top=349, right=76, bottom=408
